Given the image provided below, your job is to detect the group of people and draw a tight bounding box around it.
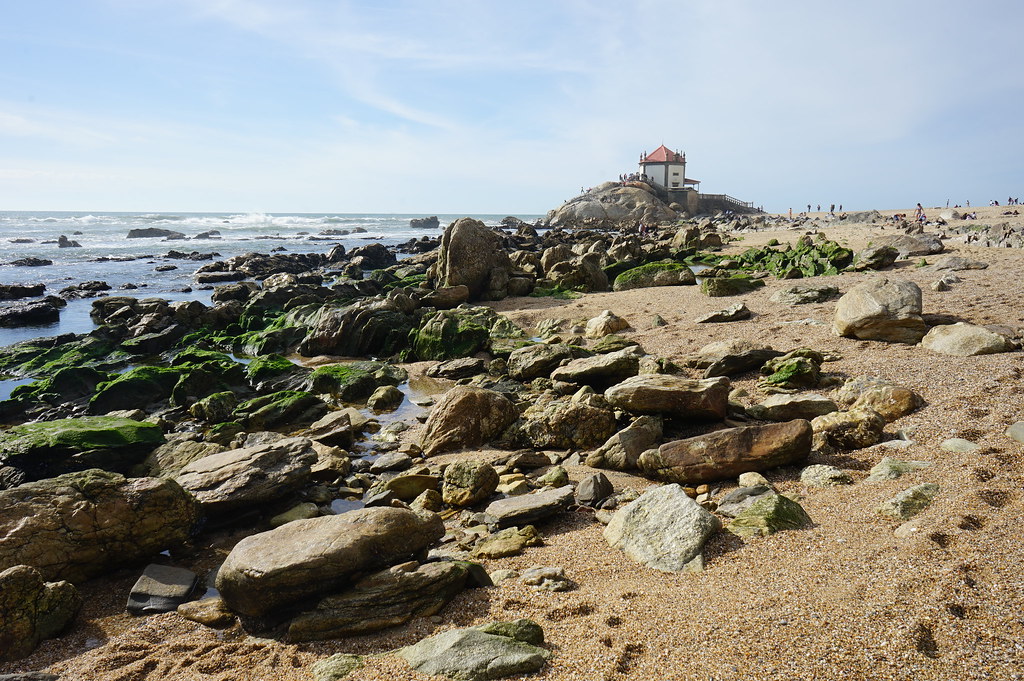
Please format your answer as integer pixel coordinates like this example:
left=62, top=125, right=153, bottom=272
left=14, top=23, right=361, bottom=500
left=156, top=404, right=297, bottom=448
left=619, top=172, right=651, bottom=183
left=991, top=198, right=1020, bottom=206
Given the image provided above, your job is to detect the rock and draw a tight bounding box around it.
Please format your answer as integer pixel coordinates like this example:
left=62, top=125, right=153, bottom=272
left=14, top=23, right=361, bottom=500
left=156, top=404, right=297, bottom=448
left=484, top=485, right=575, bottom=529
left=0, top=283, right=46, bottom=300
left=426, top=357, right=487, bottom=380
left=854, top=245, right=899, bottom=270
left=506, top=344, right=576, bottom=382
left=0, top=299, right=63, bottom=327
left=126, top=564, right=198, bottom=615
left=442, top=461, right=500, bottom=507
left=312, top=653, right=364, bottom=681
left=522, top=401, right=617, bottom=450
left=367, top=385, right=404, bottom=411
left=176, top=597, right=236, bottom=628
left=700, top=277, right=764, bottom=297
left=877, top=483, right=940, bottom=520
left=603, top=484, right=721, bottom=572
left=380, top=474, right=440, bottom=501
left=746, top=393, right=838, bottom=421
left=575, top=472, right=614, bottom=507
left=471, top=526, right=542, bottom=559
left=586, top=415, right=662, bottom=471
left=369, top=452, right=412, bottom=473
left=871, top=234, right=944, bottom=257
left=550, top=345, right=643, bottom=388
left=769, top=283, right=839, bottom=305
left=800, top=464, right=853, bottom=487
left=216, top=506, right=444, bottom=617
left=0, top=416, right=165, bottom=482
left=695, top=303, right=751, bottom=323
left=0, top=470, right=197, bottom=582
left=685, top=339, right=782, bottom=378
left=304, top=409, right=360, bottom=447
left=397, top=625, right=550, bottom=681
left=286, top=560, right=471, bottom=642
left=866, top=457, right=932, bottom=482
left=847, top=385, right=923, bottom=422
left=832, top=277, right=926, bottom=343
left=536, top=466, right=568, bottom=487
left=410, top=215, right=441, bottom=229
left=348, top=242, right=397, bottom=270
left=421, top=285, right=470, bottom=310
left=920, top=323, right=1015, bottom=356
left=726, top=494, right=812, bottom=538
left=545, top=182, right=677, bottom=227
left=639, top=420, right=812, bottom=484
left=137, top=438, right=226, bottom=478
left=520, top=566, right=573, bottom=591
left=233, top=391, right=329, bottom=430
left=613, top=263, right=695, bottom=291
left=715, top=485, right=776, bottom=517
left=604, top=375, right=729, bottom=421
left=585, top=310, right=629, bottom=338
left=435, top=218, right=513, bottom=301
left=174, top=436, right=317, bottom=515
left=422, top=387, right=517, bottom=457
left=737, top=471, right=772, bottom=488
left=811, top=408, right=886, bottom=449
left=476, top=619, right=544, bottom=645
left=1006, top=422, right=1024, bottom=444
left=0, top=565, right=81, bottom=662
left=933, top=255, right=988, bottom=271
left=127, top=227, right=186, bottom=239
left=940, top=438, right=981, bottom=453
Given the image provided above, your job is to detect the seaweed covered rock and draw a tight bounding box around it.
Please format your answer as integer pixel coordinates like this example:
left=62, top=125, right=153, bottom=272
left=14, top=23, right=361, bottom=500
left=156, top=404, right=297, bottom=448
left=305, top=365, right=379, bottom=402
left=0, top=416, right=165, bottom=482
left=0, top=469, right=197, bottom=582
left=299, top=298, right=415, bottom=358
left=700, top=276, right=765, bottom=297
left=88, top=366, right=181, bottom=414
left=726, top=493, right=813, bottom=538
left=732, top=238, right=854, bottom=278
left=612, top=262, right=695, bottom=291
left=410, top=306, right=525, bottom=361
left=233, top=390, right=329, bottom=429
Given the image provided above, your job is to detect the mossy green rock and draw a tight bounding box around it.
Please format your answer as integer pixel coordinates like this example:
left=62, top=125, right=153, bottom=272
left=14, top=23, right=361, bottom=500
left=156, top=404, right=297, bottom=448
left=727, top=493, right=812, bottom=538
left=410, top=309, right=491, bottom=361
left=0, top=417, right=165, bottom=459
left=0, top=335, right=122, bottom=377
left=10, top=366, right=110, bottom=405
left=233, top=390, right=329, bottom=429
left=246, top=353, right=297, bottom=384
left=613, top=262, right=696, bottom=291
left=307, top=365, right=378, bottom=402
left=758, top=356, right=821, bottom=390
left=312, top=654, right=365, bottom=681
left=700, top=276, right=765, bottom=297
left=189, top=391, right=239, bottom=422
left=89, top=366, right=182, bottom=414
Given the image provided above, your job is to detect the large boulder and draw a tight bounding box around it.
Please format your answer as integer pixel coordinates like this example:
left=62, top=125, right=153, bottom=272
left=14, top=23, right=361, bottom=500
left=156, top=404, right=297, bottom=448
left=811, top=408, right=886, bottom=450
left=434, top=218, right=513, bottom=301
left=0, top=469, right=197, bottom=582
left=871, top=234, right=944, bottom=257
left=442, top=461, right=500, bottom=507
left=833, top=376, right=924, bottom=422
left=613, top=263, right=695, bottom=291
left=920, top=322, right=1015, bottom=356
left=0, top=416, right=165, bottom=483
left=603, top=484, right=721, bottom=572
left=285, top=560, right=472, bottom=642
left=544, top=183, right=677, bottom=228
left=832, top=277, right=926, bottom=343
left=174, top=436, right=317, bottom=514
left=298, top=298, right=414, bottom=358
left=0, top=564, right=81, bottom=661
left=604, top=375, right=729, bottom=421
left=216, top=506, right=444, bottom=617
left=421, top=387, right=517, bottom=457
left=638, top=420, right=812, bottom=484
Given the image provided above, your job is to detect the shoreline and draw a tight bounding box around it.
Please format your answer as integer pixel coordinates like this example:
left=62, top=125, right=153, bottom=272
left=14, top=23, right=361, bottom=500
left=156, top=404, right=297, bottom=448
left=2, top=205, right=1024, bottom=680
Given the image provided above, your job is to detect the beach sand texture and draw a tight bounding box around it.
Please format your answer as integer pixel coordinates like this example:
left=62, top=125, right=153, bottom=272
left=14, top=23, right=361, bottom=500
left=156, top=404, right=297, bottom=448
left=3, top=205, right=1024, bottom=681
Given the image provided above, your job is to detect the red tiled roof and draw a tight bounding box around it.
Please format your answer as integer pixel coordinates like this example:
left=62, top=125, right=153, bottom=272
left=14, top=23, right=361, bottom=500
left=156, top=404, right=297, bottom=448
left=641, top=144, right=684, bottom=164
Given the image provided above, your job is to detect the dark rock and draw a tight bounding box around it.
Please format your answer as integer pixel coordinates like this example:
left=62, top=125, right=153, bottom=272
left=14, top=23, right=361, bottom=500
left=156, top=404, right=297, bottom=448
left=126, top=564, right=199, bottom=615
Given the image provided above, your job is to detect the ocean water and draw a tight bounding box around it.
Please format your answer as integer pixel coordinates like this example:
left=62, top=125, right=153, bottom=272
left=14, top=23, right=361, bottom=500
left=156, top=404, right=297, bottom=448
left=0, top=210, right=537, bottom=348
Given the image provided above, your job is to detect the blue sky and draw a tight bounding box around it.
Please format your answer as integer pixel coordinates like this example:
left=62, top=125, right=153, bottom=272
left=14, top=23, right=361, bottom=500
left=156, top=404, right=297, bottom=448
left=1, top=0, right=1022, bottom=214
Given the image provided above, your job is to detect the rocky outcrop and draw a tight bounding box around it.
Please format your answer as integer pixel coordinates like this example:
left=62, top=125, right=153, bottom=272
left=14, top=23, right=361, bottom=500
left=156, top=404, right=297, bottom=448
left=604, top=484, right=721, bottom=572
left=544, top=182, right=677, bottom=228
left=613, top=263, right=696, bottom=291
left=832, top=277, right=926, bottom=343
left=216, top=507, right=444, bottom=617
left=421, top=387, right=517, bottom=457
left=507, top=344, right=577, bottom=381
left=434, top=218, right=514, bottom=301
left=638, top=420, right=813, bottom=484
left=0, top=470, right=197, bottom=582
left=0, top=565, right=81, bottom=661
left=174, top=436, right=317, bottom=514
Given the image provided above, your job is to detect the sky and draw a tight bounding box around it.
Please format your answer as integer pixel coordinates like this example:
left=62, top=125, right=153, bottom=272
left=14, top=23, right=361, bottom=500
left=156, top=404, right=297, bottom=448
left=1, top=0, right=1022, bottom=214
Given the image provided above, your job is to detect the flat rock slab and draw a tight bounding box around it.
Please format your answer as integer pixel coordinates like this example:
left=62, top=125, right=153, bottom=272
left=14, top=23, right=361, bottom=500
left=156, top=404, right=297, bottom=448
left=695, top=303, right=751, bottom=323
left=604, top=375, right=729, bottom=421
left=126, top=564, right=198, bottom=615
left=484, top=485, right=574, bottom=529
left=639, top=420, right=812, bottom=484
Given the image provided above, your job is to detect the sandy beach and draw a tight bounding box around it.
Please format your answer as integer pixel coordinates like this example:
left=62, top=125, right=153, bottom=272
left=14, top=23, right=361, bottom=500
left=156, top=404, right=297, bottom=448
left=4, top=205, right=1024, bottom=681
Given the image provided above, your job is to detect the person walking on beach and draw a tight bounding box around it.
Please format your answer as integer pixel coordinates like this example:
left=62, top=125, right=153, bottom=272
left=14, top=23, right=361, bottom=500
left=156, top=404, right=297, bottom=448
left=829, top=204, right=835, bottom=215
